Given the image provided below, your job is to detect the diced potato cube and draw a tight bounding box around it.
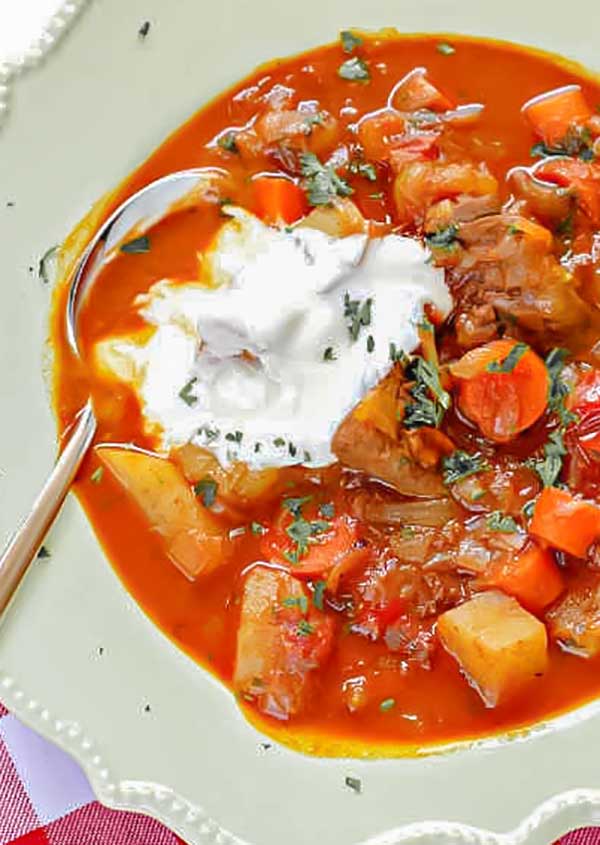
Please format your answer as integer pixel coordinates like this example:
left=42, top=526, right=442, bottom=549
left=547, top=575, right=600, bottom=657
left=298, top=198, right=367, bottom=238
left=234, top=566, right=334, bottom=720
left=438, top=591, right=548, bottom=707
left=97, top=446, right=231, bottom=580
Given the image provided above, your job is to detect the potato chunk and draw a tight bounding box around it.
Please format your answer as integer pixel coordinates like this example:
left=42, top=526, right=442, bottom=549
left=438, top=591, right=548, bottom=707
left=547, top=575, right=600, bottom=657
left=97, top=446, right=231, bottom=580
left=234, top=566, right=335, bottom=720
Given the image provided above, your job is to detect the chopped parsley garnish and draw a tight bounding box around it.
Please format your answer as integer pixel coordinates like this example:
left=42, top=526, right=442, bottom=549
left=508, top=224, right=523, bottom=236
left=340, top=30, right=363, bottom=53
left=288, top=442, right=297, bottom=457
left=522, top=499, right=536, bottom=520
left=545, top=348, right=577, bottom=426
left=194, top=478, right=218, bottom=508
left=403, top=355, right=451, bottom=429
left=303, top=112, right=325, bottom=131
left=338, top=57, right=370, bottom=82
left=217, top=131, right=239, bottom=153
left=366, top=334, right=375, bottom=353
left=531, top=125, right=595, bottom=161
left=345, top=776, right=362, bottom=794
left=274, top=437, right=286, bottom=448
left=37, top=546, right=51, bottom=559
left=556, top=211, right=574, bottom=238
left=178, top=377, right=198, bottom=406
left=436, top=42, right=455, bottom=55
left=283, top=595, right=309, bottom=614
left=313, top=580, right=327, bottom=611
left=527, top=429, right=567, bottom=488
left=120, top=235, right=150, bottom=254
left=304, top=450, right=312, bottom=462
left=225, top=430, right=243, bottom=444
left=38, top=245, right=59, bottom=285
left=138, top=20, right=151, bottom=38
left=283, top=495, right=313, bottom=516
left=251, top=521, right=266, bottom=535
left=90, top=466, right=104, bottom=484
left=379, top=697, right=396, bottom=712
left=442, top=451, right=489, bottom=485
left=425, top=224, right=459, bottom=251
left=296, top=619, right=315, bottom=637
left=348, top=159, right=377, bottom=181
left=198, top=425, right=220, bottom=443
left=282, top=495, right=331, bottom=564
left=323, top=346, right=337, bottom=361
left=486, top=511, right=519, bottom=533
left=344, top=292, right=372, bottom=342
left=487, top=342, right=528, bottom=374
left=369, top=191, right=385, bottom=200
left=319, top=502, right=335, bottom=519
left=389, top=342, right=408, bottom=364
left=300, top=152, right=353, bottom=206
left=254, top=442, right=262, bottom=453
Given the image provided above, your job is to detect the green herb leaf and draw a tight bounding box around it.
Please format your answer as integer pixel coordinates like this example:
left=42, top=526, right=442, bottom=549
left=340, top=30, right=363, bottom=53
left=425, top=224, right=459, bottom=251
left=283, top=595, right=309, bottom=614
left=194, top=478, right=218, bottom=508
left=313, top=580, right=327, bottom=611
left=487, top=342, right=529, bottom=374
left=198, top=425, right=220, bottom=443
left=344, top=293, right=373, bottom=342
left=38, top=245, right=59, bottom=285
left=217, top=131, right=239, bottom=153
left=442, top=451, right=489, bottom=485
left=526, top=429, right=567, bottom=488
left=300, top=152, right=353, bottom=206
left=323, top=346, right=337, bottom=361
left=251, top=521, right=266, bottom=535
left=348, top=159, right=377, bottom=181
left=120, top=235, right=150, bottom=254
left=296, top=619, right=315, bottom=637
left=338, top=57, right=370, bottom=82
left=366, top=334, right=375, bottom=353
left=90, top=466, right=104, bottom=484
left=283, top=495, right=313, bottom=516
left=37, top=546, right=51, bottom=559
left=319, top=502, right=335, bottom=519
left=436, top=42, right=455, bottom=55
left=345, top=776, right=362, bottom=794
left=274, top=437, right=286, bottom=447
left=545, top=348, right=577, bottom=426
left=179, top=377, right=198, bottom=406
left=403, top=355, right=451, bottom=430
left=379, top=697, right=396, bottom=712
left=486, top=511, right=520, bottom=533
left=225, top=430, right=243, bottom=444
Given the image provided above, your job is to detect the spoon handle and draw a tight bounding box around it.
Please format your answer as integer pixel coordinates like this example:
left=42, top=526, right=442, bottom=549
left=0, top=403, right=96, bottom=616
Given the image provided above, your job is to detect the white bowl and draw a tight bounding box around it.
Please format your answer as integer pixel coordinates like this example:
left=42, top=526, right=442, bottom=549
left=1, top=1, right=600, bottom=843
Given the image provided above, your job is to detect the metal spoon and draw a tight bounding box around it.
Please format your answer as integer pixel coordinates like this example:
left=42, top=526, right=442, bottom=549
left=0, top=168, right=220, bottom=615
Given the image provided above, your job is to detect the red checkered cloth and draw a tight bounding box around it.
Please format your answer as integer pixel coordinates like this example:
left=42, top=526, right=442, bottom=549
left=0, top=697, right=594, bottom=845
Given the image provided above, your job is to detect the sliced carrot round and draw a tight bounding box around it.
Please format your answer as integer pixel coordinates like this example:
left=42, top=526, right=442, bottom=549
left=450, top=339, right=549, bottom=442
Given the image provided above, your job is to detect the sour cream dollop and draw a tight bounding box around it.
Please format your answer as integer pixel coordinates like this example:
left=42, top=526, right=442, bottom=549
left=96, top=207, right=452, bottom=469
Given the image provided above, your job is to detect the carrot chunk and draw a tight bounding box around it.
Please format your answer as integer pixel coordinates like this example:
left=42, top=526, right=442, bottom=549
left=252, top=175, right=307, bottom=225
left=450, top=339, right=549, bottom=442
left=481, top=542, right=564, bottom=614
left=530, top=487, right=600, bottom=558
left=522, top=85, right=593, bottom=147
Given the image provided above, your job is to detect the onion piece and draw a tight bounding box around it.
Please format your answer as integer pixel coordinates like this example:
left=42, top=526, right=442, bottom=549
left=359, top=496, right=459, bottom=527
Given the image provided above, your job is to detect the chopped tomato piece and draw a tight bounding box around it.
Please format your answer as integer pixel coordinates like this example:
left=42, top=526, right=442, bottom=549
left=261, top=506, right=366, bottom=579
left=390, top=68, right=454, bottom=113
left=450, top=339, right=549, bottom=442
left=480, top=542, right=564, bottom=614
left=522, top=85, right=593, bottom=147
left=357, top=109, right=407, bottom=161
left=535, top=158, right=600, bottom=224
left=252, top=175, right=307, bottom=225
left=530, top=487, right=600, bottom=558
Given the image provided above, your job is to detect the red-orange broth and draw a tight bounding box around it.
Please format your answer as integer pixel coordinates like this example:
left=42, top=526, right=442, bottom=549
left=52, top=33, right=600, bottom=755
